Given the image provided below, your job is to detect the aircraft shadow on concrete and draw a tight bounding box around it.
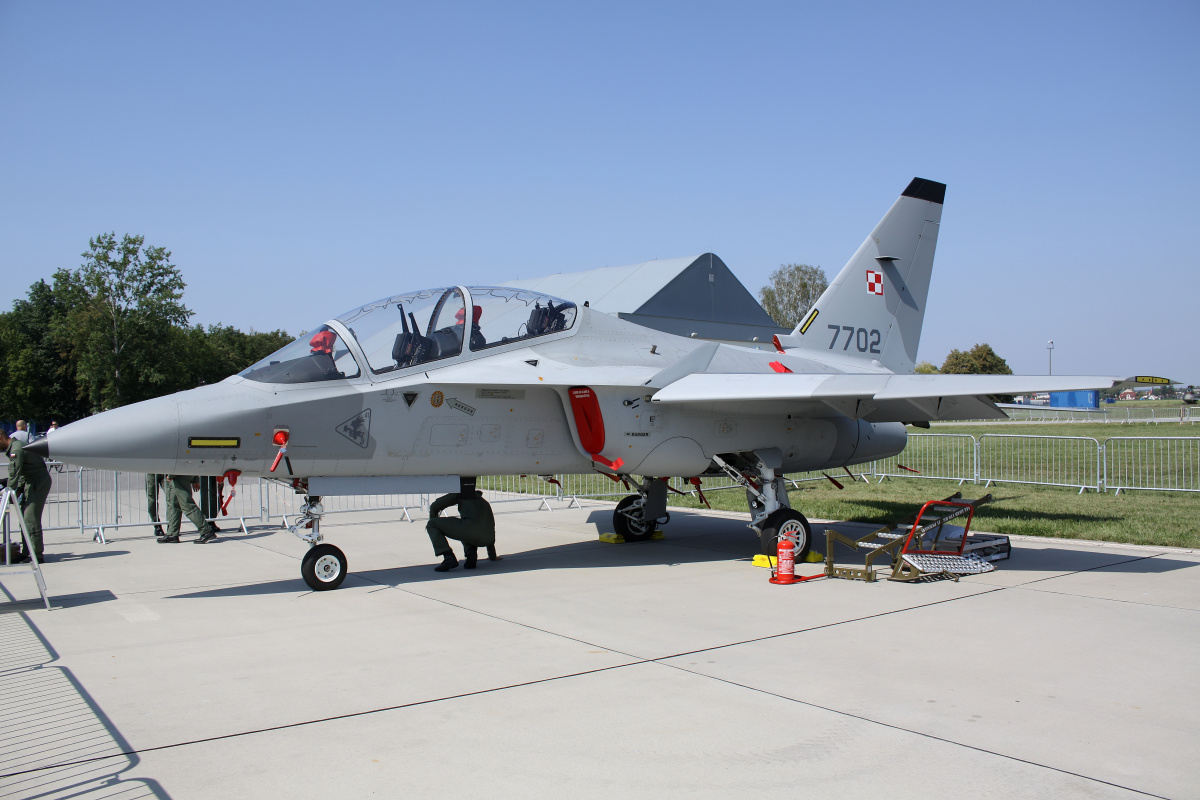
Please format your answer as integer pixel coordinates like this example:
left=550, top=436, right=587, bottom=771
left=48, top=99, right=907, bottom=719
left=168, top=511, right=767, bottom=599
left=164, top=508, right=1197, bottom=600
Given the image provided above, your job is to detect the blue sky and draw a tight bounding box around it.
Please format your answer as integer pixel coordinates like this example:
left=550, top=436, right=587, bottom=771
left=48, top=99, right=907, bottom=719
left=2, top=1, right=1197, bottom=382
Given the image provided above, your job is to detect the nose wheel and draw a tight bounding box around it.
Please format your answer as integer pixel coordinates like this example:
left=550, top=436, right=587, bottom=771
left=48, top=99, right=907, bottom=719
left=302, top=543, right=348, bottom=591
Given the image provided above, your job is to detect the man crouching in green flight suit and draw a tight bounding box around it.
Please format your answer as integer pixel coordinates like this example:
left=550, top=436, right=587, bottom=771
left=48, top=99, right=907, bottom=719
left=1, top=428, right=52, bottom=563
left=426, top=477, right=500, bottom=572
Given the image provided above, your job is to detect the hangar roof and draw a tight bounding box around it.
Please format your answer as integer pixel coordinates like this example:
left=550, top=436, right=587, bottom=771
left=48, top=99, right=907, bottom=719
left=505, top=253, right=788, bottom=345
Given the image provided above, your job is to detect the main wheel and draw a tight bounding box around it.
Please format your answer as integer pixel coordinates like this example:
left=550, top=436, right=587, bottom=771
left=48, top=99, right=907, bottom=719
left=758, top=509, right=812, bottom=562
left=301, top=543, right=348, bottom=591
left=613, top=494, right=653, bottom=542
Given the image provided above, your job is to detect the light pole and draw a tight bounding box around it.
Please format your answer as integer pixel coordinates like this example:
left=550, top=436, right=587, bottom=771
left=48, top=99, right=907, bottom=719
left=1047, top=340, right=1054, bottom=375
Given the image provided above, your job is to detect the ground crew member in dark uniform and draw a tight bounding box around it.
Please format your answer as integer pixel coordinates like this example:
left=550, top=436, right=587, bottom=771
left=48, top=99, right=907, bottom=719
left=198, top=475, right=221, bottom=532
left=1, top=429, right=52, bottom=563
left=146, top=473, right=167, bottom=537
left=426, top=478, right=499, bottom=571
left=161, top=474, right=217, bottom=544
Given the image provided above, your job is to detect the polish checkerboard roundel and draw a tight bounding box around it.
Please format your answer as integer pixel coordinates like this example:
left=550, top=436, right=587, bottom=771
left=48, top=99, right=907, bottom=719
left=866, top=269, right=884, bottom=296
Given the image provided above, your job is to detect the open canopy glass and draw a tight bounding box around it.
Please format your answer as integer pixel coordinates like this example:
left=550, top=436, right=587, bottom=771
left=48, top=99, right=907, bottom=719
left=239, top=286, right=578, bottom=384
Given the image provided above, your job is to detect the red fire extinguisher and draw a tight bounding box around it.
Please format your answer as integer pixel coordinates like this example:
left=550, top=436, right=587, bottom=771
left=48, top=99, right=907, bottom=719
left=769, top=535, right=798, bottom=585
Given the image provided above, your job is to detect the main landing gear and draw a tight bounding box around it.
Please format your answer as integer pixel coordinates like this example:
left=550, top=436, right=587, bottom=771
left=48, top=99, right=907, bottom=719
left=613, top=478, right=671, bottom=542
left=288, top=495, right=348, bottom=591
left=711, top=450, right=813, bottom=562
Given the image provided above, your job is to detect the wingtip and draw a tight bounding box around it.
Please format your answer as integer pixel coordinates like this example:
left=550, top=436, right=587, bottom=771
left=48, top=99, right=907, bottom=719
left=902, top=178, right=946, bottom=205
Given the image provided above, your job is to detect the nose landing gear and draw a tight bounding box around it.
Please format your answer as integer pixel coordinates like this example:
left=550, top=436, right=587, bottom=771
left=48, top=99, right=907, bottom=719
left=288, top=495, right=348, bottom=591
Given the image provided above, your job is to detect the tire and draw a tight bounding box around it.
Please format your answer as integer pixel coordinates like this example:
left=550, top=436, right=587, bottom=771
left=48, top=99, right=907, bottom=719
left=613, top=494, right=653, bottom=542
left=758, top=509, right=812, bottom=562
left=301, top=543, right=348, bottom=591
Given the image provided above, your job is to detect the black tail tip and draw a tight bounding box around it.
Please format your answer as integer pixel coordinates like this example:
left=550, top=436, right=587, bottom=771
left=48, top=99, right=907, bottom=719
left=902, top=178, right=946, bottom=205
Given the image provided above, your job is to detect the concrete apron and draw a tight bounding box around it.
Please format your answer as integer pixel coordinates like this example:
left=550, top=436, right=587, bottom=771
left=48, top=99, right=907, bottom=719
left=1, top=499, right=1198, bottom=799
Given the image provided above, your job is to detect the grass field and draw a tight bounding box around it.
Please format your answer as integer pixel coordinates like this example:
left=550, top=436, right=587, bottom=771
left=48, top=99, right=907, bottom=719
left=665, top=476, right=1199, bottom=549
left=1112, top=399, right=1190, bottom=408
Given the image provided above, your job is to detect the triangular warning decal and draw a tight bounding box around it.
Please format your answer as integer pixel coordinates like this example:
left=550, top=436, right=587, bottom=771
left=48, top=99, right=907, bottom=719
left=525, top=359, right=539, bottom=367
left=336, top=408, right=372, bottom=448
left=403, top=392, right=418, bottom=407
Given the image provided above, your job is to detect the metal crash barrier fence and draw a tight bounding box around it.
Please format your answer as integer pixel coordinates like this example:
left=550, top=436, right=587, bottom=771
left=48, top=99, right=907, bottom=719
left=872, top=433, right=978, bottom=484
left=977, top=434, right=1103, bottom=494
left=22, top=432, right=1200, bottom=543
left=1105, top=437, right=1200, bottom=494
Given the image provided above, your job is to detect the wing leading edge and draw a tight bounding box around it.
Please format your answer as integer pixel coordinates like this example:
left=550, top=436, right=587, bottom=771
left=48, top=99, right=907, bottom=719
left=649, top=373, right=1141, bottom=422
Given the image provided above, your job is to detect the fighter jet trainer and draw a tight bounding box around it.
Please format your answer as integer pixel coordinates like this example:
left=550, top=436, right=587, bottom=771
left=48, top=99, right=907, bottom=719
left=29, top=178, right=1156, bottom=590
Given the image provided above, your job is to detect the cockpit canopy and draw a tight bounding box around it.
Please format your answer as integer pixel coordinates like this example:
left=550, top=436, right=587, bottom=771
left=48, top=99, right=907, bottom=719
left=239, top=286, right=577, bottom=384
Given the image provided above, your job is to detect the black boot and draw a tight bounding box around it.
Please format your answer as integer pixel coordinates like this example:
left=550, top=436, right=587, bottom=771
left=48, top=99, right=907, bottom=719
left=464, top=547, right=478, bottom=569
left=154, top=526, right=166, bottom=538
left=486, top=544, right=501, bottom=561
left=433, top=552, right=459, bottom=572
left=157, top=534, right=180, bottom=543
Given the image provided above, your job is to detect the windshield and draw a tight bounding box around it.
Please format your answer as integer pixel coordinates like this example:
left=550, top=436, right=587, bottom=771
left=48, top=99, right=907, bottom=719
left=239, top=326, right=361, bottom=384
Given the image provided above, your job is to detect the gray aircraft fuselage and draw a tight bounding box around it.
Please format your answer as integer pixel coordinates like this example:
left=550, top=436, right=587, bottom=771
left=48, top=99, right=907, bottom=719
left=40, top=302, right=907, bottom=482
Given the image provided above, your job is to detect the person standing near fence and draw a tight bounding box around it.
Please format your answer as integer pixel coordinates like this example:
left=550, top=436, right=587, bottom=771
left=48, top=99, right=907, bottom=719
left=160, top=475, right=217, bottom=544
left=1, top=428, right=51, bottom=563
left=146, top=474, right=167, bottom=538
left=198, top=475, right=221, bottom=532
left=11, top=420, right=29, bottom=443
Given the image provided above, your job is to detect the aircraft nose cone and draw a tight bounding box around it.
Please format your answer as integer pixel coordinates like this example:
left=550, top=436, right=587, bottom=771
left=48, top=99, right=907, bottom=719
left=39, top=395, right=181, bottom=472
left=22, top=438, right=49, bottom=457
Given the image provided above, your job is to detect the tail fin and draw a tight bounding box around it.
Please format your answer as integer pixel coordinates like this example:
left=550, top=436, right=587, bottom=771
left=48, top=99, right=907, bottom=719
left=788, top=178, right=944, bottom=374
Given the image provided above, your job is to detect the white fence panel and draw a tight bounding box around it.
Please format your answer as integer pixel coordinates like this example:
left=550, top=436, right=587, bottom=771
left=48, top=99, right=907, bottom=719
left=979, top=434, right=1102, bottom=492
left=872, top=433, right=977, bottom=483
left=1105, top=437, right=1200, bottom=493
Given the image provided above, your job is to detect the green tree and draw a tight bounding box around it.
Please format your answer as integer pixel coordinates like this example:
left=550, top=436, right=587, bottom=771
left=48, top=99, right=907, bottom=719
left=0, top=280, right=88, bottom=422
left=758, top=263, right=828, bottom=329
left=56, top=233, right=192, bottom=410
left=913, top=361, right=939, bottom=374
left=179, top=324, right=294, bottom=387
left=940, top=343, right=1013, bottom=375
left=941, top=343, right=1013, bottom=402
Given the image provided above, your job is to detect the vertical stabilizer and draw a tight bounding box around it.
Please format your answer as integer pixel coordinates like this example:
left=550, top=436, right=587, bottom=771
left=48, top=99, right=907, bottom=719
left=790, top=178, right=944, bottom=374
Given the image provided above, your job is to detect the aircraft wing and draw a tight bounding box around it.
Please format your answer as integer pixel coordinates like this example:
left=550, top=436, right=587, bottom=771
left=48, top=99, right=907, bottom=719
left=649, top=373, right=1143, bottom=422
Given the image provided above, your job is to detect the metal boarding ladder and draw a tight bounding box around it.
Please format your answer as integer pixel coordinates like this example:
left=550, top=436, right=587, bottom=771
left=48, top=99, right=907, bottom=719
left=0, top=487, right=52, bottom=610
left=824, top=492, right=1002, bottom=583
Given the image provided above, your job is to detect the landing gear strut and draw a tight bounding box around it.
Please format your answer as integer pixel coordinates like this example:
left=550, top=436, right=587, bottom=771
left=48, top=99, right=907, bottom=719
left=613, top=478, right=671, bottom=542
left=711, top=451, right=812, bottom=561
left=288, top=495, right=348, bottom=591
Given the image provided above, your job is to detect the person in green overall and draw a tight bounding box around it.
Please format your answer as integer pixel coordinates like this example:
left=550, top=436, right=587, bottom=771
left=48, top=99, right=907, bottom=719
left=161, top=474, right=217, bottom=544
left=146, top=473, right=167, bottom=537
left=2, top=429, right=52, bottom=563
left=426, top=478, right=500, bottom=571
left=198, top=475, right=221, bottom=532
